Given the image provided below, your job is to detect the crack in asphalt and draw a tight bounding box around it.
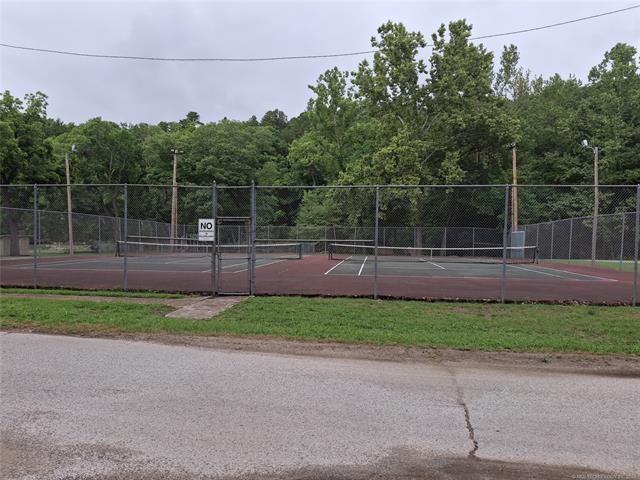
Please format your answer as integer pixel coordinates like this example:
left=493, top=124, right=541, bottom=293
left=446, top=367, right=479, bottom=459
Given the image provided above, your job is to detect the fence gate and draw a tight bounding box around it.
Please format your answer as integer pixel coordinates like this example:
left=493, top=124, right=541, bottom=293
left=214, top=216, right=252, bottom=295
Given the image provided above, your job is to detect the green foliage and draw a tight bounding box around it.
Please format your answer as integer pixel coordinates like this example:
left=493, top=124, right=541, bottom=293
left=1, top=22, right=638, bottom=234
left=0, top=91, right=57, bottom=184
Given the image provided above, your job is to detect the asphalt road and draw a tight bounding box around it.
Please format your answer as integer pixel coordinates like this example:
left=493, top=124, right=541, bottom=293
left=1, top=333, right=638, bottom=479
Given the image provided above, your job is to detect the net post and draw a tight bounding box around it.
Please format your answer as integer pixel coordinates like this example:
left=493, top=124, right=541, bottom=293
left=633, top=184, right=639, bottom=306
left=374, top=185, right=379, bottom=300
left=250, top=181, right=256, bottom=295
left=123, top=184, right=128, bottom=291
left=501, top=184, right=510, bottom=303
left=211, top=182, right=217, bottom=296
left=32, top=184, right=38, bottom=288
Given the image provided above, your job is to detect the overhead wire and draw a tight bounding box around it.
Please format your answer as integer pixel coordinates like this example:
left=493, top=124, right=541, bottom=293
left=0, top=4, right=638, bottom=62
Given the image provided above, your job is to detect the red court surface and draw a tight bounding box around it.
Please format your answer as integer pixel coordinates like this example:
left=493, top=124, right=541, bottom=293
left=0, top=253, right=636, bottom=305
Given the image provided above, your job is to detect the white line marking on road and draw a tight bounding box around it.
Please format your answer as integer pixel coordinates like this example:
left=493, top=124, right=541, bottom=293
left=358, top=256, right=368, bottom=276
left=324, top=257, right=350, bottom=275
left=428, top=261, right=445, bottom=270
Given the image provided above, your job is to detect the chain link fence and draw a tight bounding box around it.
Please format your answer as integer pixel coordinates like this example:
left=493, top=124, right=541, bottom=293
left=1, top=183, right=638, bottom=304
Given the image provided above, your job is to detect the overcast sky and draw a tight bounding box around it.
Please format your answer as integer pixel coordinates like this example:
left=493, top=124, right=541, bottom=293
left=1, top=0, right=638, bottom=125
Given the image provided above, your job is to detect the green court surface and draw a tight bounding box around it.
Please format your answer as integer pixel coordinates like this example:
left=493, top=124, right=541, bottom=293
left=547, top=259, right=636, bottom=272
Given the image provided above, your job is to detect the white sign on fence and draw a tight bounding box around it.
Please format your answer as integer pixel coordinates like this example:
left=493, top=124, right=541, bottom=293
left=198, top=219, right=215, bottom=242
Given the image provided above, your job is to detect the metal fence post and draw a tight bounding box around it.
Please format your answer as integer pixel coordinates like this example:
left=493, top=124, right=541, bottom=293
left=123, top=184, right=128, bottom=291
left=374, top=185, right=379, bottom=300
left=97, top=215, right=101, bottom=254
left=250, top=181, right=256, bottom=295
left=472, top=227, right=475, bottom=255
left=550, top=221, right=555, bottom=260
left=568, top=217, right=573, bottom=263
left=501, top=185, right=510, bottom=303
left=620, top=212, right=625, bottom=271
left=211, top=182, right=217, bottom=296
left=592, top=183, right=599, bottom=266
left=633, top=185, right=639, bottom=306
left=33, top=184, right=38, bottom=288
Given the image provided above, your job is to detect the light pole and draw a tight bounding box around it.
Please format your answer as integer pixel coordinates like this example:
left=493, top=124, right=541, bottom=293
left=581, top=139, right=599, bottom=266
left=65, top=144, right=77, bottom=255
left=170, top=149, right=182, bottom=244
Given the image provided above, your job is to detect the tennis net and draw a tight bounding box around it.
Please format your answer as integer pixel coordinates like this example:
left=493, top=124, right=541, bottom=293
left=328, top=243, right=538, bottom=264
left=218, top=243, right=302, bottom=260
left=116, top=241, right=303, bottom=260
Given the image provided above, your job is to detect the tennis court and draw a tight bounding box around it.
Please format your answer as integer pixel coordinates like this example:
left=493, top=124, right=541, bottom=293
left=1, top=183, right=637, bottom=304
left=1, top=240, right=632, bottom=303
left=324, top=256, right=616, bottom=281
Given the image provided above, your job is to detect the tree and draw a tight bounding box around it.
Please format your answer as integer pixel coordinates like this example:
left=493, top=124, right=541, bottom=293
left=0, top=91, right=58, bottom=254
left=0, top=91, right=57, bottom=185
left=260, top=109, right=288, bottom=130
left=353, top=22, right=429, bottom=132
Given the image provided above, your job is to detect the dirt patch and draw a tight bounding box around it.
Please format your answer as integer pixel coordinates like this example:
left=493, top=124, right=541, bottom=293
left=8, top=446, right=632, bottom=480
left=225, top=449, right=635, bottom=480
left=5, top=329, right=638, bottom=377
left=166, top=297, right=245, bottom=319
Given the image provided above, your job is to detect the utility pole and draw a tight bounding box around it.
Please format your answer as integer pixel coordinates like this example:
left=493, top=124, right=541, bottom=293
left=170, top=149, right=181, bottom=245
left=511, top=144, right=518, bottom=231
left=582, top=140, right=599, bottom=266
left=65, top=144, right=77, bottom=255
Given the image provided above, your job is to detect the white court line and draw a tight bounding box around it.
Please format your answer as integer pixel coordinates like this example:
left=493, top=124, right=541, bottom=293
left=324, top=257, right=350, bottom=275
left=428, top=261, right=445, bottom=270
left=11, top=257, right=112, bottom=269
left=358, top=256, right=368, bottom=276
left=163, top=257, right=209, bottom=265
left=328, top=273, right=502, bottom=280
left=12, top=266, right=210, bottom=275
left=220, top=261, right=250, bottom=270
left=509, top=264, right=564, bottom=278
left=230, top=259, right=285, bottom=274
left=535, top=265, right=618, bottom=282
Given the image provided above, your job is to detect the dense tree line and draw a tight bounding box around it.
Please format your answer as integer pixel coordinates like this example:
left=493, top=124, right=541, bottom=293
left=1, top=21, right=639, bottom=229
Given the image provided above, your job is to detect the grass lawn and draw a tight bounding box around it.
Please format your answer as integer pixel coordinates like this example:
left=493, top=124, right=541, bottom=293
left=0, top=287, right=187, bottom=299
left=1, top=296, right=638, bottom=355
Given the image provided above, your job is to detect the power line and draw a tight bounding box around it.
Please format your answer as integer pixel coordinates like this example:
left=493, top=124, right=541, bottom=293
left=1, top=4, right=638, bottom=62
